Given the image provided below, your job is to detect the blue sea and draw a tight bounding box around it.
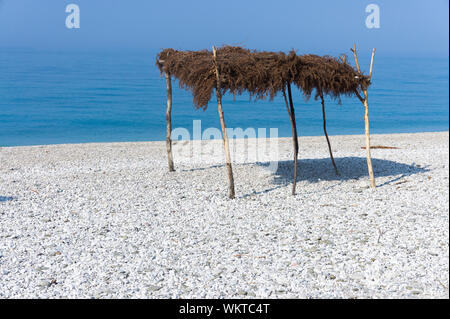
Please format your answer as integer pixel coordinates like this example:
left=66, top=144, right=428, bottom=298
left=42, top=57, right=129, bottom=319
left=0, top=49, right=448, bottom=147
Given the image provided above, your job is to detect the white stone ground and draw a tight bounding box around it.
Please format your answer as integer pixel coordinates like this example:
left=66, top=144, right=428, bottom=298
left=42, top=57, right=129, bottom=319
left=0, top=132, right=448, bottom=299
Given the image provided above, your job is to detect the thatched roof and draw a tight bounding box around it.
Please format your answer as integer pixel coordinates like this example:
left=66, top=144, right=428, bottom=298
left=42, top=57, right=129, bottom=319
left=156, top=46, right=371, bottom=110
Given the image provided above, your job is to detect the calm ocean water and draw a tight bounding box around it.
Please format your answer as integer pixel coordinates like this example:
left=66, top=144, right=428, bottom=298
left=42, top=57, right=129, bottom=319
left=0, top=49, right=448, bottom=147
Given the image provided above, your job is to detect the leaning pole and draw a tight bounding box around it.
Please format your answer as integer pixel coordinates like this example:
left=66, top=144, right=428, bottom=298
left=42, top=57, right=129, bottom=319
left=164, top=70, right=175, bottom=172
left=212, top=46, right=236, bottom=199
left=282, top=84, right=299, bottom=195
left=351, top=44, right=376, bottom=188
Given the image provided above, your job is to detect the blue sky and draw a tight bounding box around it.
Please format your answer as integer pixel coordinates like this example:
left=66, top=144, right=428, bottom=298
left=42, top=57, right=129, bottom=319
left=0, top=0, right=448, bottom=56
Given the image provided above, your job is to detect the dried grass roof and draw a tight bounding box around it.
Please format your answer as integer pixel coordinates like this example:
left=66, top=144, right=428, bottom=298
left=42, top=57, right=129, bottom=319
left=156, top=46, right=370, bottom=110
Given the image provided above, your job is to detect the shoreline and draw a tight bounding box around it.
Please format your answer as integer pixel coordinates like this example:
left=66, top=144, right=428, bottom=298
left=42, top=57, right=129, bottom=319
left=1, top=130, right=449, bottom=149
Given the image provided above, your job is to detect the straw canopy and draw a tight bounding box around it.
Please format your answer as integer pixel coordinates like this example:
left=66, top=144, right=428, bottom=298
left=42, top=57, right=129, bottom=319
left=156, top=45, right=377, bottom=198
left=156, top=46, right=371, bottom=110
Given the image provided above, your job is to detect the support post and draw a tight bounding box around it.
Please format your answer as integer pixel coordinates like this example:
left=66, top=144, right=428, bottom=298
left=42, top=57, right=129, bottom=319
left=212, top=46, right=235, bottom=199
left=320, top=93, right=339, bottom=175
left=352, top=44, right=376, bottom=188
left=283, top=83, right=299, bottom=195
left=165, top=71, right=175, bottom=172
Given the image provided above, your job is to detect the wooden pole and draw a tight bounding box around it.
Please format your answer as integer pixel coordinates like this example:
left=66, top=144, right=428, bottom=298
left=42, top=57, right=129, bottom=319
left=362, top=95, right=375, bottom=188
left=282, top=87, right=298, bottom=195
left=369, top=48, right=375, bottom=79
left=365, top=48, right=376, bottom=188
left=283, top=83, right=299, bottom=195
left=164, top=71, right=175, bottom=172
left=351, top=44, right=361, bottom=73
left=320, top=93, right=339, bottom=175
left=212, top=46, right=235, bottom=199
left=351, top=44, right=376, bottom=188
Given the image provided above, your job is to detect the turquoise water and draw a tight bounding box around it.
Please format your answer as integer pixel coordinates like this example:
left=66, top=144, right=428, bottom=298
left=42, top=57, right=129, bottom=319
left=0, top=49, right=448, bottom=147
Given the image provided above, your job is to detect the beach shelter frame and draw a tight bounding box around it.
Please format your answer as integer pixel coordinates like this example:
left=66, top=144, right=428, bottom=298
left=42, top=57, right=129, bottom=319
left=158, top=45, right=376, bottom=199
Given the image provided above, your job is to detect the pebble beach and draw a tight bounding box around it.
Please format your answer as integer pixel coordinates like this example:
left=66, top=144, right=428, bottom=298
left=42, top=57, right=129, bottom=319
left=0, top=131, right=448, bottom=298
